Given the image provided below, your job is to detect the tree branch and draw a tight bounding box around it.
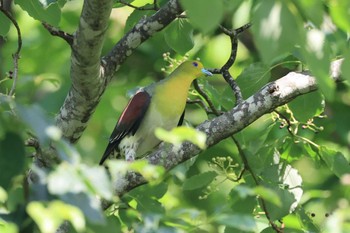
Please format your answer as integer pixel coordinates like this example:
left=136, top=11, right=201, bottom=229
left=102, top=0, right=183, bottom=79
left=42, top=22, right=73, bottom=46
left=55, top=0, right=113, bottom=144
left=113, top=69, right=323, bottom=195
left=55, top=0, right=183, bottom=145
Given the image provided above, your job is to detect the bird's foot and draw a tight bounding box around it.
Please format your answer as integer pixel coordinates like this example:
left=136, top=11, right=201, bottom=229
left=126, top=155, right=135, bottom=162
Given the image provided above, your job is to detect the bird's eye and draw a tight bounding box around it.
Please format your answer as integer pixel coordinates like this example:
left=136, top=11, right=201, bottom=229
left=192, top=62, right=198, bottom=67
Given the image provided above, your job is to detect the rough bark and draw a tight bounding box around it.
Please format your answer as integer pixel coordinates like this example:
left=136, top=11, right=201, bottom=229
left=55, top=0, right=113, bottom=143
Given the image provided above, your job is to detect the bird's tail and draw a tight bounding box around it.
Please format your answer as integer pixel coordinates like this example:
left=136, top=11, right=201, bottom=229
left=99, top=142, right=117, bottom=165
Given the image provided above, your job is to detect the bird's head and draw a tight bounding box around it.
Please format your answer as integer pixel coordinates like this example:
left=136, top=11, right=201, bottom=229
left=177, top=61, right=213, bottom=79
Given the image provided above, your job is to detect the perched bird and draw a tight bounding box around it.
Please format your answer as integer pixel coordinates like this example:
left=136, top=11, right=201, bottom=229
left=99, top=61, right=212, bottom=165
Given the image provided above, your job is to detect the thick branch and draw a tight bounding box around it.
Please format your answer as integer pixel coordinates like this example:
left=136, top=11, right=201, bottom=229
left=55, top=0, right=113, bottom=143
left=113, top=70, right=318, bottom=195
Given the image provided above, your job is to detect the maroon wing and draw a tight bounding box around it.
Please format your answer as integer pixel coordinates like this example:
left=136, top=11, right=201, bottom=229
left=99, top=91, right=151, bottom=165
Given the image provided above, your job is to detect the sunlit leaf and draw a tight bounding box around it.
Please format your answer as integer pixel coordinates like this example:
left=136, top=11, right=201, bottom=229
left=302, top=29, right=334, bottom=100
left=0, top=220, right=18, bottom=233
left=79, top=165, right=113, bottom=200
left=329, top=0, right=350, bottom=32
left=48, top=163, right=86, bottom=195
left=27, top=201, right=85, bottom=233
left=0, top=186, right=7, bottom=203
left=252, top=0, right=303, bottom=64
left=130, top=160, right=165, bottom=181
left=155, top=126, right=207, bottom=149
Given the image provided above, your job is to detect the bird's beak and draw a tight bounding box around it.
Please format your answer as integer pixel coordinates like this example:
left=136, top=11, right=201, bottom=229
left=201, top=68, right=213, bottom=77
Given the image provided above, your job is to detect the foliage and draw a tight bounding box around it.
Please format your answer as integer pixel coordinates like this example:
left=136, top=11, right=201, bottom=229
left=1, top=0, right=350, bottom=232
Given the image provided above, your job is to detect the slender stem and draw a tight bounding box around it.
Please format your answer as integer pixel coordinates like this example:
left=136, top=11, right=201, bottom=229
left=232, top=136, right=283, bottom=233
left=0, top=5, right=22, bottom=96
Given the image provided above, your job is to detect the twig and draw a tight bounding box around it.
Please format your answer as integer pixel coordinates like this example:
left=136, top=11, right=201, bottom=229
left=193, top=79, right=221, bottom=116
left=118, top=0, right=159, bottom=11
left=274, top=110, right=294, bottom=135
left=42, top=22, right=73, bottom=46
left=0, top=5, right=22, bottom=96
left=209, top=23, right=252, bottom=105
left=187, top=99, right=222, bottom=115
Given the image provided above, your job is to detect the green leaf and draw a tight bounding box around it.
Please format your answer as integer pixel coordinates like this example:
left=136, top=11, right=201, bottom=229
left=17, top=104, right=57, bottom=146
left=252, top=0, right=303, bottom=64
left=261, top=227, right=278, bottom=233
left=61, top=192, right=105, bottom=224
left=182, top=171, right=217, bottom=190
left=27, top=201, right=85, bottom=233
left=236, top=62, right=271, bottom=99
left=288, top=90, right=324, bottom=122
left=179, top=0, right=223, bottom=34
left=155, top=126, right=207, bottom=150
left=329, top=0, right=350, bottom=32
left=164, top=19, right=194, bottom=55
left=87, top=215, right=121, bottom=233
left=136, top=197, right=165, bottom=214
left=318, top=146, right=350, bottom=178
left=0, top=220, right=18, bottom=233
left=7, top=186, right=25, bottom=212
left=294, top=207, right=320, bottom=232
left=129, top=182, right=168, bottom=200
left=0, top=132, right=25, bottom=190
left=15, top=0, right=61, bottom=26
left=214, top=214, right=257, bottom=231
left=259, top=163, right=303, bottom=220
left=292, top=0, right=324, bottom=27
left=0, top=11, right=11, bottom=36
